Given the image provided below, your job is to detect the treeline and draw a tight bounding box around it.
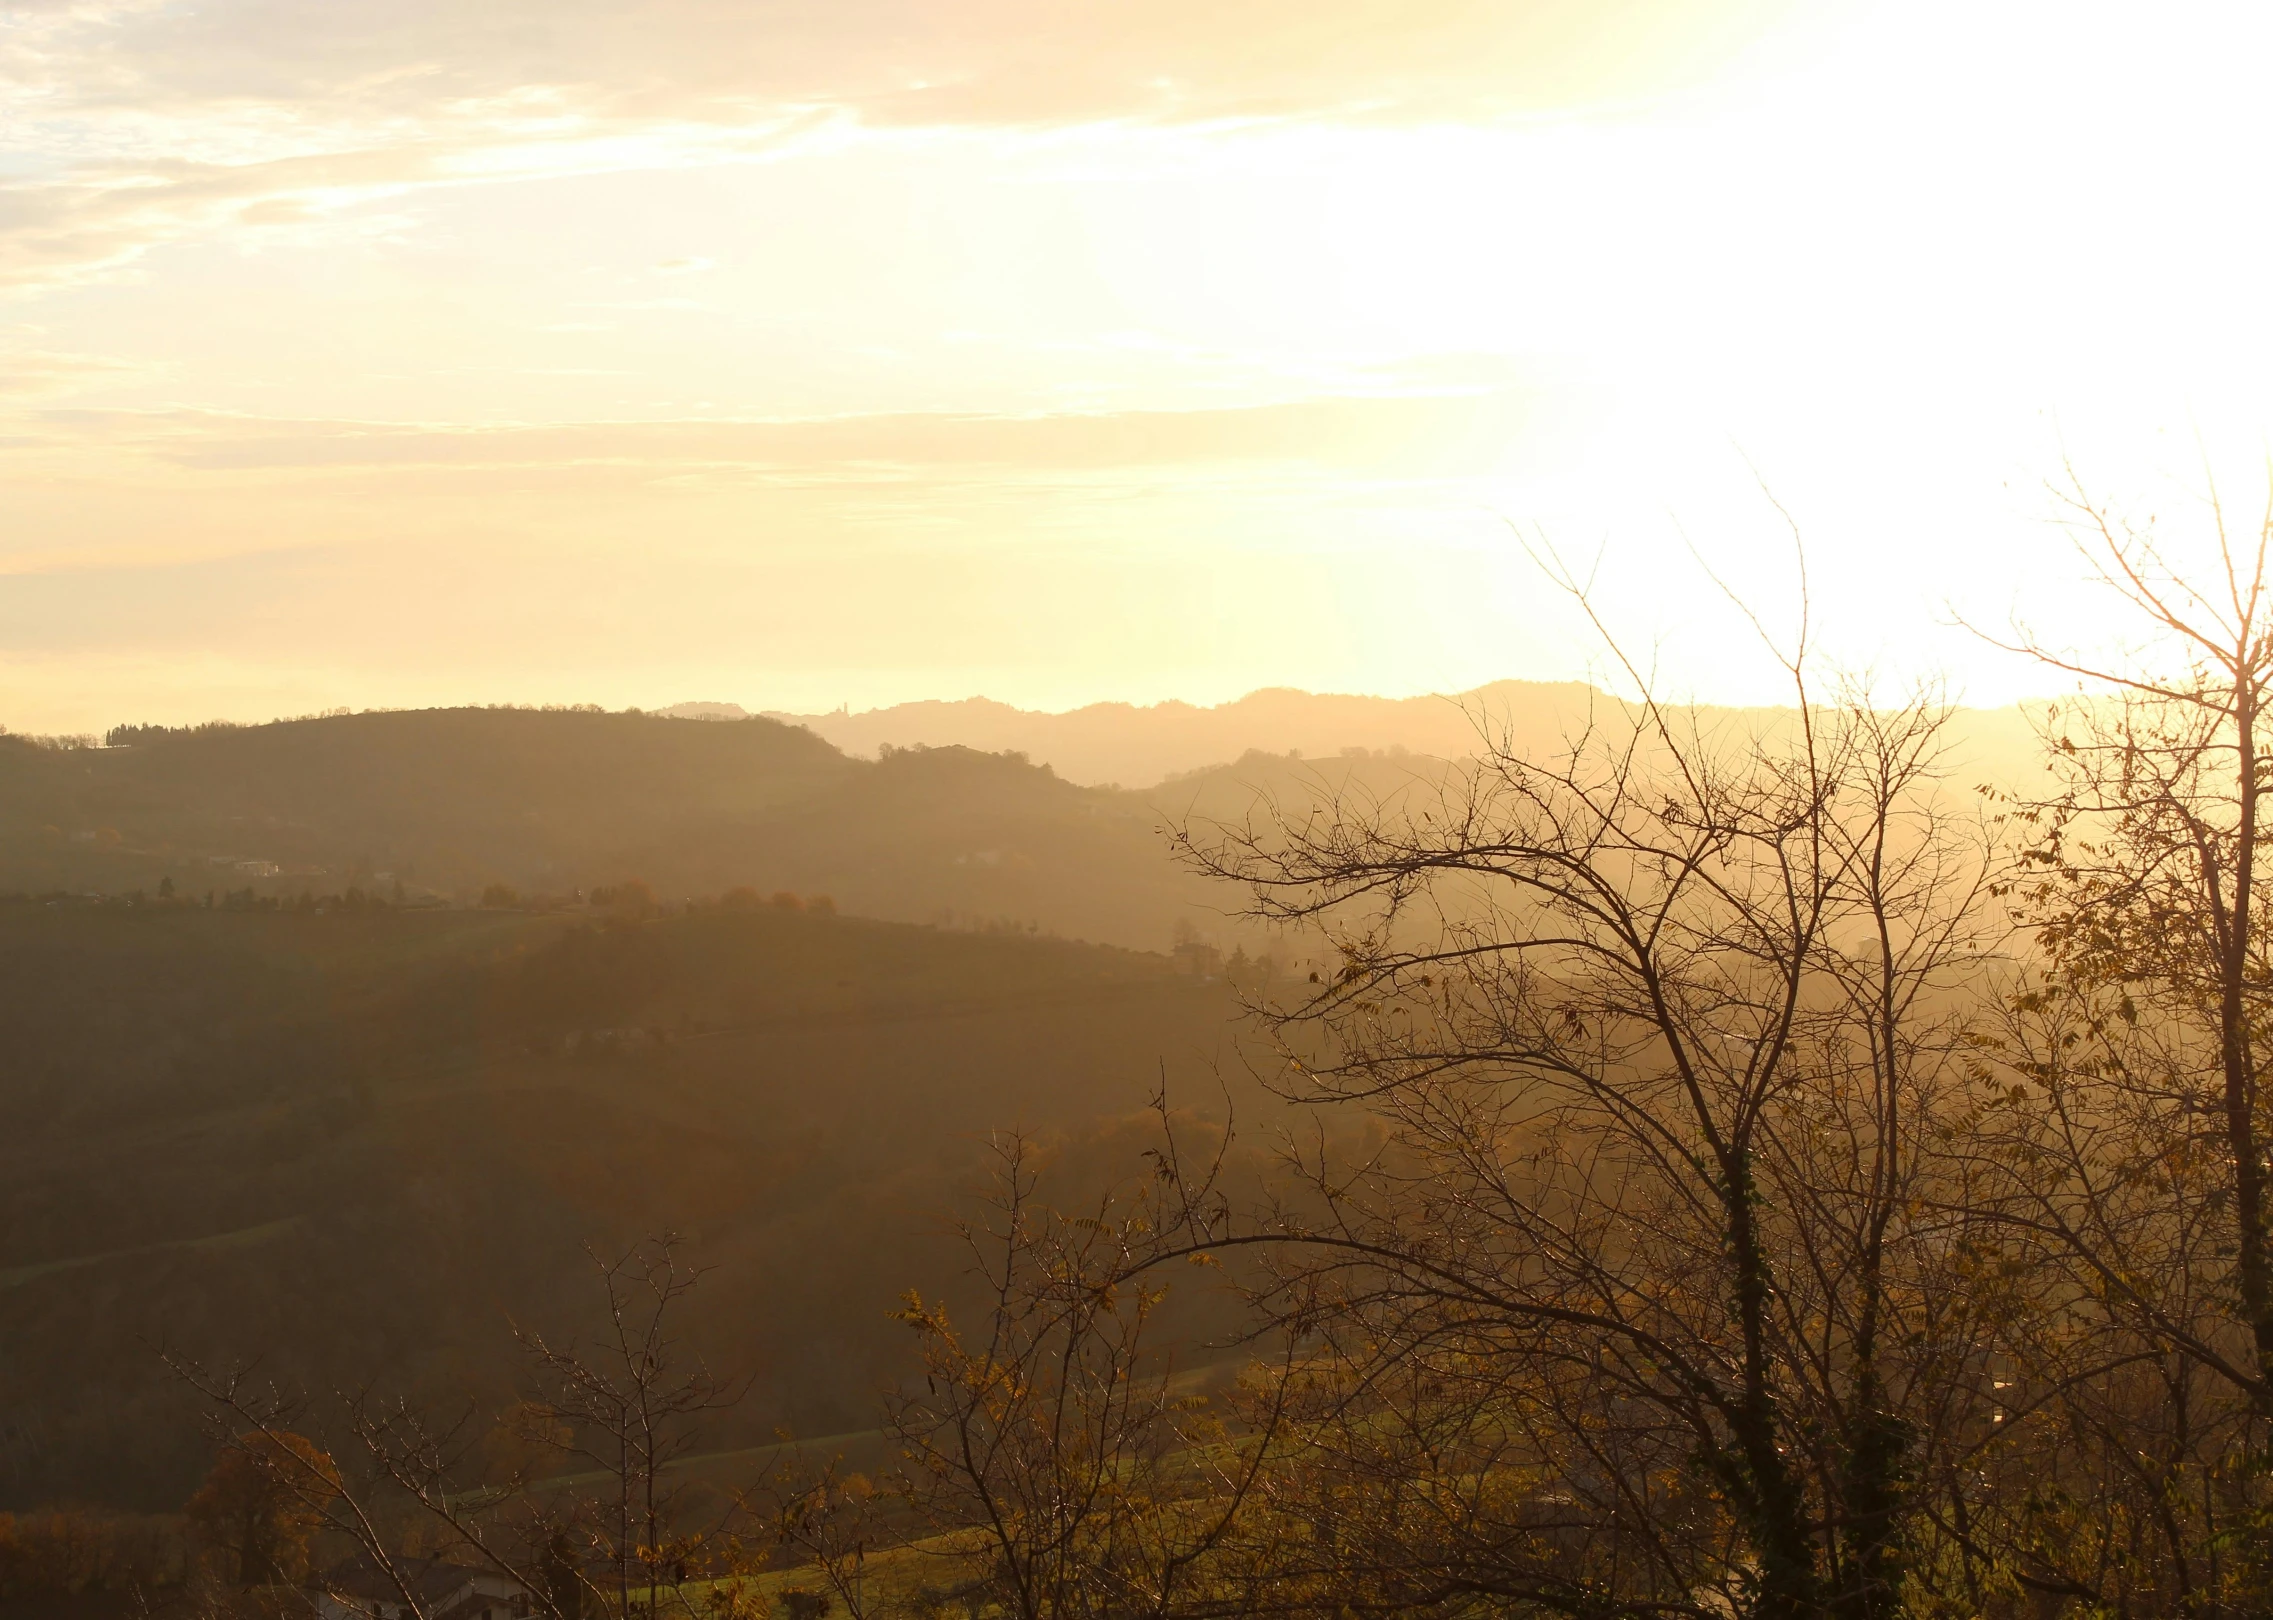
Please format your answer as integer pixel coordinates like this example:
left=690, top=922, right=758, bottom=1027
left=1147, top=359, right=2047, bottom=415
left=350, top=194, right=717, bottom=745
left=0, top=1505, right=185, bottom=1608
left=99, top=705, right=615, bottom=748
left=0, top=879, right=835, bottom=918
left=101, top=721, right=254, bottom=748
left=475, top=880, right=839, bottom=919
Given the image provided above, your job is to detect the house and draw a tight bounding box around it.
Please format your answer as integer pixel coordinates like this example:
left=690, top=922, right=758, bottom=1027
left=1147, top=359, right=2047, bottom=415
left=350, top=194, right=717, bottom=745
left=1171, top=937, right=1223, bottom=978
left=315, top=1557, right=534, bottom=1620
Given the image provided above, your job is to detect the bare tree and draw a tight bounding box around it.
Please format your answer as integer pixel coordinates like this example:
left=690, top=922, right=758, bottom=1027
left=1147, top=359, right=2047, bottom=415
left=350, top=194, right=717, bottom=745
left=158, top=1355, right=487, bottom=1620
left=1162, top=589, right=2001, bottom=1620
left=1990, top=470, right=2273, bottom=1396
left=780, top=1129, right=1299, bottom=1620
left=1956, top=473, right=2273, bottom=1611
left=515, top=1237, right=749, bottom=1617
left=164, top=1234, right=752, bottom=1620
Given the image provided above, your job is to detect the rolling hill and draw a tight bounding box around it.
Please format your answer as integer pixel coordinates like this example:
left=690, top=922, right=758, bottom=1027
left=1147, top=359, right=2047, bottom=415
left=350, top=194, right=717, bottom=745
left=0, top=707, right=1242, bottom=952
left=757, top=682, right=1591, bottom=787
left=0, top=897, right=1278, bottom=1511
left=758, top=681, right=2049, bottom=790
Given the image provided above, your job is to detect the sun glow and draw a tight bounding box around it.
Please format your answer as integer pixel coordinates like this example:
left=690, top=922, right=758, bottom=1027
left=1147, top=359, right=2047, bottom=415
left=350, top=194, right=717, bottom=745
left=2, top=0, right=2270, bottom=727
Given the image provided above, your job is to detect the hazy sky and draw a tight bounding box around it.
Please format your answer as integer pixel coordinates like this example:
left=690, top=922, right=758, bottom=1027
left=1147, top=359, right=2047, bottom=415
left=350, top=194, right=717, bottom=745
left=4, top=0, right=2270, bottom=731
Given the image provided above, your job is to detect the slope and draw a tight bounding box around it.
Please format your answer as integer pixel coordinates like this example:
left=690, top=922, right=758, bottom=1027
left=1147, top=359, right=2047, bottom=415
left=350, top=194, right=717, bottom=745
left=0, top=898, right=1274, bottom=1511
left=0, top=709, right=1232, bottom=951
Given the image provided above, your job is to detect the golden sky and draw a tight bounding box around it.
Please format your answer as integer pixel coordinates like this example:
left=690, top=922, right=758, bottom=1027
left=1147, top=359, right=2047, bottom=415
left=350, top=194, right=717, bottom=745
left=3, top=0, right=2270, bottom=730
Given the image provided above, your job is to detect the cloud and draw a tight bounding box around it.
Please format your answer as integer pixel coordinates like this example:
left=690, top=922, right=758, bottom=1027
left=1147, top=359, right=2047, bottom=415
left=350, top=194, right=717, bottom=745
left=0, top=349, right=149, bottom=397
left=0, top=109, right=828, bottom=292
left=0, top=0, right=1801, bottom=291
left=0, top=145, right=438, bottom=289
left=9, top=0, right=1795, bottom=129
left=22, top=390, right=1534, bottom=475
left=0, top=389, right=1544, bottom=589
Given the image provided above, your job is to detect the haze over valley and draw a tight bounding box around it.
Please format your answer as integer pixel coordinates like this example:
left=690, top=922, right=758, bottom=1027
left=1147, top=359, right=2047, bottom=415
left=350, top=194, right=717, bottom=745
left=5, top=1, right=2273, bottom=1615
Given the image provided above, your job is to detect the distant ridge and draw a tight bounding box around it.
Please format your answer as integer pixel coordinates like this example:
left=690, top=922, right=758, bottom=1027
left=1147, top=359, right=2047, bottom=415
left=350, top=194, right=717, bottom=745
left=763, top=681, right=1608, bottom=787
left=758, top=681, right=2043, bottom=790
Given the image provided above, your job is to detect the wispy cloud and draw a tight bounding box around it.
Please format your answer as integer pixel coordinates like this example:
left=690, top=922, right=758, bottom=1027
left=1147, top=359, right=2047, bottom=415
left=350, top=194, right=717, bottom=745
left=5, top=0, right=1786, bottom=128
left=0, top=0, right=1791, bottom=290
left=0, top=108, right=837, bottom=292
left=17, top=390, right=1533, bottom=473
left=0, top=348, right=150, bottom=396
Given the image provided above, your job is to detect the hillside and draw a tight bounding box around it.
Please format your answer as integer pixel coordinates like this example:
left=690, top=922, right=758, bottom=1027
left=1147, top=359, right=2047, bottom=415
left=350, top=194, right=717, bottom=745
left=0, top=708, right=1236, bottom=952
left=0, top=898, right=1273, bottom=1511
left=0, top=697, right=2049, bottom=958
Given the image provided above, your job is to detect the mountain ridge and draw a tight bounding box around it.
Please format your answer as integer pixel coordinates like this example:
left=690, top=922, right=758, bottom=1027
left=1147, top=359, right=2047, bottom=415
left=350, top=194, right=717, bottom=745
left=749, top=679, right=2045, bottom=790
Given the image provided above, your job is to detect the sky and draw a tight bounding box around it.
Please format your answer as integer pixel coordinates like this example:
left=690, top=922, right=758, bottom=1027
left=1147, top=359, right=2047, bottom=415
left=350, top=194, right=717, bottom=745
left=3, top=0, right=2272, bottom=732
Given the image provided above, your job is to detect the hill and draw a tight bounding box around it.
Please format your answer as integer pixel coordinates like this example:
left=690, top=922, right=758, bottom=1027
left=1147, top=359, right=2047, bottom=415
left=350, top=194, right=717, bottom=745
left=0, top=898, right=1274, bottom=1510
left=759, top=681, right=1598, bottom=787
left=0, top=708, right=1236, bottom=952
left=762, top=681, right=2049, bottom=791
left=0, top=697, right=2048, bottom=955
left=0, top=690, right=2061, bottom=1516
